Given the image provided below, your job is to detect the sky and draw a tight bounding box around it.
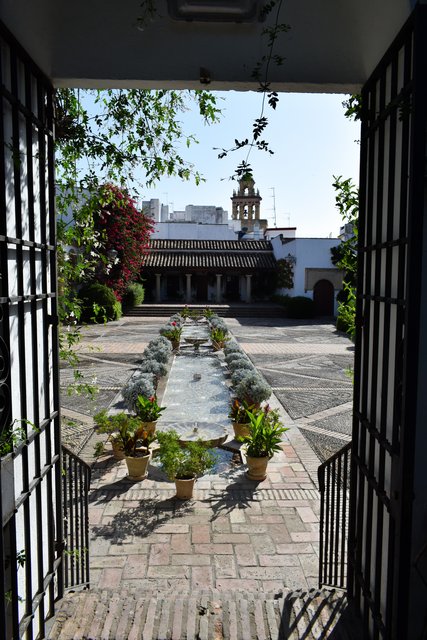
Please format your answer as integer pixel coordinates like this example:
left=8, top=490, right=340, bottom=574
left=139, top=91, right=361, bottom=238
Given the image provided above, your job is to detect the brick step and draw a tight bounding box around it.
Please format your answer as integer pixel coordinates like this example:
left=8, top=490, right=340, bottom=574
left=124, top=304, right=285, bottom=318
left=47, top=587, right=359, bottom=639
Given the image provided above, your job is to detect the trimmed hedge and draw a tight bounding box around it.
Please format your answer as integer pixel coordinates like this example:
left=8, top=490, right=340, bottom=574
left=78, top=283, right=122, bottom=323
left=122, top=282, right=145, bottom=309
left=286, top=296, right=314, bottom=319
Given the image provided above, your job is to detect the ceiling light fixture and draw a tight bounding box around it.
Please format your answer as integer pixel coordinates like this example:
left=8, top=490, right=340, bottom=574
left=167, top=1, right=261, bottom=22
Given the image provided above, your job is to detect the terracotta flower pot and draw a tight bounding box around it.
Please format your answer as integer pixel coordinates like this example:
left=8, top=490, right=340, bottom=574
left=246, top=454, right=269, bottom=481
left=111, top=439, right=125, bottom=460
left=125, top=450, right=151, bottom=481
left=171, top=339, right=180, bottom=350
left=141, top=421, right=157, bottom=436
left=233, top=422, right=251, bottom=440
left=174, top=477, right=196, bottom=500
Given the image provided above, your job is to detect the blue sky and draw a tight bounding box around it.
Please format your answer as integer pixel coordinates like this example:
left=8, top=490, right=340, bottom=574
left=139, top=91, right=361, bottom=238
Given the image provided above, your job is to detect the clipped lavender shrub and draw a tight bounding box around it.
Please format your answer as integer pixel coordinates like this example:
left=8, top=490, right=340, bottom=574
left=231, top=368, right=253, bottom=386
left=139, top=359, right=168, bottom=379
left=227, top=358, right=254, bottom=373
left=225, top=351, right=250, bottom=365
left=144, top=345, right=170, bottom=364
left=122, top=373, right=156, bottom=411
left=147, top=336, right=172, bottom=352
left=224, top=341, right=243, bottom=355
left=234, top=372, right=272, bottom=405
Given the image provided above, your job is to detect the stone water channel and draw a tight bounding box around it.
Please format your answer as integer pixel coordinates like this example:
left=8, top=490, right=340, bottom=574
left=155, top=319, right=240, bottom=469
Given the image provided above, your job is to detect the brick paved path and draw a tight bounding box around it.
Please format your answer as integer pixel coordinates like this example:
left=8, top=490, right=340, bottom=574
left=50, top=316, right=358, bottom=638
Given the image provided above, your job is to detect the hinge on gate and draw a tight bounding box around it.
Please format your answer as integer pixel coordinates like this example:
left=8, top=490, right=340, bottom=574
left=47, top=315, right=59, bottom=326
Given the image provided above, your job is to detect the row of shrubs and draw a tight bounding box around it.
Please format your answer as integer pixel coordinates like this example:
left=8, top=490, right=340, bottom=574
left=77, top=282, right=145, bottom=324
left=224, top=340, right=272, bottom=405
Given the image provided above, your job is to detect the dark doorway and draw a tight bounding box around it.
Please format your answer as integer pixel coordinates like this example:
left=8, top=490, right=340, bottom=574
left=313, top=279, right=334, bottom=316
left=225, top=276, right=240, bottom=302
left=195, top=274, right=208, bottom=301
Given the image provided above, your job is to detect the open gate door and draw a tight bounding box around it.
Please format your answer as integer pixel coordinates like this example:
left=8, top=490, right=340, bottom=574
left=0, top=23, right=65, bottom=640
left=350, top=6, right=427, bottom=639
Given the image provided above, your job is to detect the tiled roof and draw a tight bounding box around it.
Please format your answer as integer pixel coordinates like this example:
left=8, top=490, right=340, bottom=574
left=149, top=239, right=272, bottom=251
left=144, top=239, right=276, bottom=271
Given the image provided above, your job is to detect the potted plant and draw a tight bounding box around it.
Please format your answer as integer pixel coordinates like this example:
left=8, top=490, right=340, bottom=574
left=122, top=373, right=156, bottom=413
left=160, top=321, right=182, bottom=349
left=228, top=398, right=255, bottom=440
left=210, top=326, right=230, bottom=351
left=94, top=411, right=154, bottom=478
left=156, top=429, right=216, bottom=499
left=134, top=394, right=166, bottom=433
left=243, top=409, right=288, bottom=481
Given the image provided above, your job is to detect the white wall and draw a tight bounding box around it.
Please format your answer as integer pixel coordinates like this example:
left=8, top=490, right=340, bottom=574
left=271, top=236, right=341, bottom=309
left=153, top=221, right=237, bottom=240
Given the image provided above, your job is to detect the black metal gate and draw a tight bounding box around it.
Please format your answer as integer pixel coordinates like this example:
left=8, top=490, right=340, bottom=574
left=349, top=6, right=427, bottom=639
left=0, top=22, right=74, bottom=640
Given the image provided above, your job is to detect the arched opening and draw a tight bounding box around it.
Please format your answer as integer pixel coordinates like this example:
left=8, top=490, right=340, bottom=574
left=313, top=279, right=334, bottom=316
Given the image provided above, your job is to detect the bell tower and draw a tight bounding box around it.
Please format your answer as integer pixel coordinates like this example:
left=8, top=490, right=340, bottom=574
left=231, top=175, right=267, bottom=234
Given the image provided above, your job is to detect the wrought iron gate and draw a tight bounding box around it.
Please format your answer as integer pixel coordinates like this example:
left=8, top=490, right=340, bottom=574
left=0, top=22, right=65, bottom=639
left=349, top=6, right=427, bottom=639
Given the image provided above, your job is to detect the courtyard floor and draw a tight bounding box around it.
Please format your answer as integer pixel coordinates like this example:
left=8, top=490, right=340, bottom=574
left=60, top=314, right=354, bottom=595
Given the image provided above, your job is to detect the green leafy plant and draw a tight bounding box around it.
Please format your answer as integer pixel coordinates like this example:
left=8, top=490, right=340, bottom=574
left=94, top=410, right=154, bottom=457
left=210, top=327, right=230, bottom=349
left=203, top=306, right=215, bottom=318
left=156, top=429, right=216, bottom=480
left=0, top=419, right=36, bottom=457
left=229, top=399, right=257, bottom=424
left=331, top=175, right=359, bottom=339
left=160, top=321, right=182, bottom=342
left=135, top=395, right=166, bottom=422
left=78, top=283, right=122, bottom=323
left=243, top=409, right=287, bottom=458
left=122, top=282, right=145, bottom=309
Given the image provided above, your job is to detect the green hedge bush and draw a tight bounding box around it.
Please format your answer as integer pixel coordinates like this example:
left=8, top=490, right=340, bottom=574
left=78, top=283, right=122, bottom=323
left=122, top=282, right=145, bottom=309
left=286, top=296, right=314, bottom=319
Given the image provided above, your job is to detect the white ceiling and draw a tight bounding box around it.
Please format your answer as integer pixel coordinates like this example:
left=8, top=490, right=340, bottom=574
left=0, top=0, right=413, bottom=92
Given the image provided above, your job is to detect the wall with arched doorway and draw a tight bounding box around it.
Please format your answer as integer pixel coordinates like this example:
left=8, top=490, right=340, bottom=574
left=313, top=279, right=335, bottom=316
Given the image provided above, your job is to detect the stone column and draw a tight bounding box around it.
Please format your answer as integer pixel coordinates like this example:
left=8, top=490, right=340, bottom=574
left=216, top=274, right=222, bottom=303
left=186, top=273, right=192, bottom=303
left=155, top=273, right=162, bottom=302
left=246, top=274, right=252, bottom=303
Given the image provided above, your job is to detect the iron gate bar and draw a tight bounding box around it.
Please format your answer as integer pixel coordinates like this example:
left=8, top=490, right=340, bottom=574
left=318, top=441, right=351, bottom=590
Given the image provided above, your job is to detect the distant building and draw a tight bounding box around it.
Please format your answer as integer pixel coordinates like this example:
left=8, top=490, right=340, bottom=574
left=142, top=181, right=343, bottom=313
left=231, top=176, right=268, bottom=235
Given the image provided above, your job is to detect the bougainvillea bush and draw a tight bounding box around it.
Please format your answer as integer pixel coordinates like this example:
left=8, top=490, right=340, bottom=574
left=95, top=184, right=154, bottom=300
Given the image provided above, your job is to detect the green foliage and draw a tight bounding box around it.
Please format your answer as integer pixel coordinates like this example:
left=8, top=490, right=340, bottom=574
left=94, top=410, right=154, bottom=456
left=156, top=430, right=217, bottom=480
left=276, top=259, right=294, bottom=289
left=135, top=395, right=166, bottom=422
left=210, top=327, right=230, bottom=349
left=332, top=175, right=359, bottom=339
left=243, top=409, right=288, bottom=458
left=0, top=419, right=36, bottom=457
left=270, top=293, right=291, bottom=306
left=122, top=282, right=145, bottom=309
left=215, top=0, right=290, bottom=179
left=286, top=296, right=314, bottom=319
left=78, top=283, right=122, bottom=323
left=55, top=88, right=220, bottom=394
left=229, top=399, right=257, bottom=424
left=342, top=94, right=362, bottom=121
